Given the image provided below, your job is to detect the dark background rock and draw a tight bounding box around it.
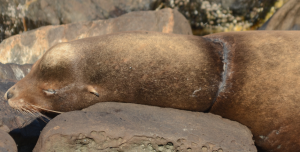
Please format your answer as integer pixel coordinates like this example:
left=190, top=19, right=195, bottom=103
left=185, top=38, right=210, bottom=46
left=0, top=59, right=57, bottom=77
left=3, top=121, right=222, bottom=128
left=260, top=0, right=300, bottom=30
left=153, top=0, right=286, bottom=35
left=0, top=0, right=156, bottom=42
left=0, top=129, right=17, bottom=152
left=0, top=0, right=289, bottom=42
left=26, top=0, right=156, bottom=24
left=34, top=102, right=257, bottom=152
left=0, top=8, right=192, bottom=64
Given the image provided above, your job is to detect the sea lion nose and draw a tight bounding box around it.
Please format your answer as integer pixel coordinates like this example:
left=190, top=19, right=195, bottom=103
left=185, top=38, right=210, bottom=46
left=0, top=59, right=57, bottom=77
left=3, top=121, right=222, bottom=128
left=6, top=91, right=14, bottom=100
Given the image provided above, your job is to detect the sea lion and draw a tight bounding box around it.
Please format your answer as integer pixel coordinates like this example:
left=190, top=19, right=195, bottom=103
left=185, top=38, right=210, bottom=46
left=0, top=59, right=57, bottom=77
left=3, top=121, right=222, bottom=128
left=204, top=31, right=300, bottom=152
left=4, top=31, right=223, bottom=113
left=4, top=31, right=300, bottom=152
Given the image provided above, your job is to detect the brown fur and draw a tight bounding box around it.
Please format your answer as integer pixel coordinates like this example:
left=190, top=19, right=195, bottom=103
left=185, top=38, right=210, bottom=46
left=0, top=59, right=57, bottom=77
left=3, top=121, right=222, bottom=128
left=5, top=31, right=223, bottom=113
left=5, top=31, right=300, bottom=151
left=205, top=31, right=300, bottom=152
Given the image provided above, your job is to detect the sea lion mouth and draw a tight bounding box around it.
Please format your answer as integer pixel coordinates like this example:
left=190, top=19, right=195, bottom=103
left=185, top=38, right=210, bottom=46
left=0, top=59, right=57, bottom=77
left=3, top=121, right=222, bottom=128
left=6, top=98, right=49, bottom=121
left=5, top=89, right=62, bottom=122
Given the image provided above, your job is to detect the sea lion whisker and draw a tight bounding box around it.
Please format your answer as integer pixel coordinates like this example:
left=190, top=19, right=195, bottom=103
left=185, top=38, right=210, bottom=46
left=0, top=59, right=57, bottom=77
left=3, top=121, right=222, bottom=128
left=22, top=103, right=51, bottom=121
left=31, top=104, right=62, bottom=114
left=21, top=108, right=31, bottom=116
left=18, top=108, right=27, bottom=116
left=23, top=109, right=36, bottom=118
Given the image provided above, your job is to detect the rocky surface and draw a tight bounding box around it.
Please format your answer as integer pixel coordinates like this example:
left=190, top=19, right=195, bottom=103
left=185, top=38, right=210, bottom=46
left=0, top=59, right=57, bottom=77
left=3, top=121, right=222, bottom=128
left=154, top=0, right=287, bottom=35
left=0, top=129, right=17, bottom=152
left=261, top=0, right=300, bottom=30
left=26, top=0, right=156, bottom=25
left=0, top=8, right=192, bottom=64
left=0, top=0, right=156, bottom=42
left=0, top=63, right=32, bottom=81
left=33, top=102, right=256, bottom=152
left=0, top=0, right=289, bottom=42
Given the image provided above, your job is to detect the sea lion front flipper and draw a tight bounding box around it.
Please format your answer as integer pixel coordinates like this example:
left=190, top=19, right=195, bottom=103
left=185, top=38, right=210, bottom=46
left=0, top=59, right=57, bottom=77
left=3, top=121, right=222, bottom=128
left=87, top=85, right=99, bottom=97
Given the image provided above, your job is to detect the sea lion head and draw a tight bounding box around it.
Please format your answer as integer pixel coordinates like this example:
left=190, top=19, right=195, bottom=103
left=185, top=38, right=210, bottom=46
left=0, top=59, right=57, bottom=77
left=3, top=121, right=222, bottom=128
left=4, top=43, right=101, bottom=114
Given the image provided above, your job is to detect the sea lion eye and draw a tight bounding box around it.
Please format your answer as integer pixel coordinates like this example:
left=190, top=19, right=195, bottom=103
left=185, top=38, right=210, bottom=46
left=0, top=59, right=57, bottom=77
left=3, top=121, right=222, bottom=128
left=43, top=89, right=56, bottom=96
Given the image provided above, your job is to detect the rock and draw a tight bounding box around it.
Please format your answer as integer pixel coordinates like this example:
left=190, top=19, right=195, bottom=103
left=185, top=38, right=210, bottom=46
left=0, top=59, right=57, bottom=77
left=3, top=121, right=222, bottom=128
left=0, top=63, right=32, bottom=81
left=262, top=0, right=300, bottom=30
left=26, top=0, right=156, bottom=25
left=0, top=0, right=156, bottom=42
left=33, top=102, right=256, bottom=152
left=0, top=8, right=192, bottom=64
left=154, top=0, right=280, bottom=35
left=0, top=129, right=17, bottom=152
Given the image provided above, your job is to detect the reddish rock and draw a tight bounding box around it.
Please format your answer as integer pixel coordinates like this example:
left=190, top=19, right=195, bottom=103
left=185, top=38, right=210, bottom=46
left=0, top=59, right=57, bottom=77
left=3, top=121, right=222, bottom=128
left=0, top=129, right=17, bottom=152
left=33, top=102, right=256, bottom=152
left=263, top=0, right=300, bottom=30
left=0, top=8, right=192, bottom=64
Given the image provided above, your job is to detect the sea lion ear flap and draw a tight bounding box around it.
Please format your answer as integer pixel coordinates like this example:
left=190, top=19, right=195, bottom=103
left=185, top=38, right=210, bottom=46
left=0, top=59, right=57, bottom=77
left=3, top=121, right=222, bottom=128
left=87, top=85, right=99, bottom=97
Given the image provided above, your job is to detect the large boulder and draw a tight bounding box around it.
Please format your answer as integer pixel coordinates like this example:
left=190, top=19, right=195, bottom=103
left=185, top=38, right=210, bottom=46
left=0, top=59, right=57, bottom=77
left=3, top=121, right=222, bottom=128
left=0, top=8, right=192, bottom=64
left=0, top=129, right=17, bottom=152
left=33, top=102, right=256, bottom=152
left=0, top=0, right=156, bottom=41
left=261, top=0, right=300, bottom=30
left=25, top=0, right=156, bottom=25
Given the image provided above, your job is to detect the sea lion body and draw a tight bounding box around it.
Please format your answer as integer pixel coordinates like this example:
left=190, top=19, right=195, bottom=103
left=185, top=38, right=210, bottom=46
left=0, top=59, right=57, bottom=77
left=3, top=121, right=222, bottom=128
left=4, top=31, right=300, bottom=151
left=205, top=31, right=300, bottom=151
left=5, top=31, right=223, bottom=112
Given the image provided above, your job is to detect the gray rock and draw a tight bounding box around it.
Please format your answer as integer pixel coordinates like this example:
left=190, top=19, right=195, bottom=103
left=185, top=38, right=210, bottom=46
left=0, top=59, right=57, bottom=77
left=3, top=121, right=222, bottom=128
left=33, top=102, right=257, bottom=152
left=0, top=129, right=17, bottom=152
left=0, top=63, right=32, bottom=81
left=26, top=0, right=156, bottom=25
left=0, top=0, right=156, bottom=42
left=0, top=8, right=192, bottom=64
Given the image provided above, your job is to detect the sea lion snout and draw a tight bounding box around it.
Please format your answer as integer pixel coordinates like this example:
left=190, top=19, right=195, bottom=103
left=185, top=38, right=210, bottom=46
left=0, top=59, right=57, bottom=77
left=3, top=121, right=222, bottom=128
left=5, top=91, right=14, bottom=100
left=4, top=86, right=15, bottom=100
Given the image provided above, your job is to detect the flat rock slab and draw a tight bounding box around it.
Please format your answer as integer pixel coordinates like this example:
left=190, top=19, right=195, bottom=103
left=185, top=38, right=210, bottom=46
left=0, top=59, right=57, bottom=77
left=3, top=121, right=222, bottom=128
left=34, top=102, right=256, bottom=152
left=0, top=129, right=17, bottom=152
left=0, top=8, right=192, bottom=64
